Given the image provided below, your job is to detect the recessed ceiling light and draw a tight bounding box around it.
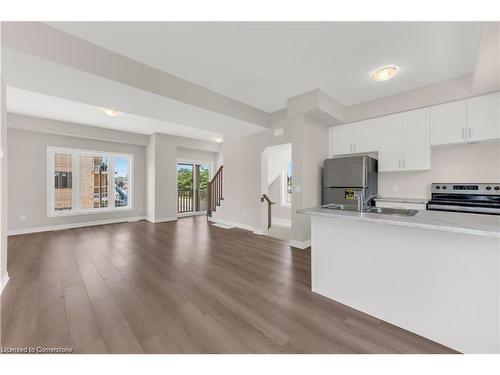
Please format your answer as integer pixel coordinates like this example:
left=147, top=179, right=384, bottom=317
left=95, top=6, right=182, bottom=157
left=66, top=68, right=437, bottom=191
left=102, top=108, right=120, bottom=117
left=371, top=66, right=399, bottom=82
left=214, top=137, right=223, bottom=143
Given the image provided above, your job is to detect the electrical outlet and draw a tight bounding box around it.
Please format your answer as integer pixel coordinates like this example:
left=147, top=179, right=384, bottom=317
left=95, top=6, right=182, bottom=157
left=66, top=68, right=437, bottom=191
left=392, top=184, right=399, bottom=193
left=20, top=214, right=27, bottom=221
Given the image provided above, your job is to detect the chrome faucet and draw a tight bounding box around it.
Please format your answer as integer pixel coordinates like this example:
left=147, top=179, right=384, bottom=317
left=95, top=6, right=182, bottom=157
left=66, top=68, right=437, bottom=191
left=363, top=192, right=381, bottom=209
left=358, top=189, right=380, bottom=211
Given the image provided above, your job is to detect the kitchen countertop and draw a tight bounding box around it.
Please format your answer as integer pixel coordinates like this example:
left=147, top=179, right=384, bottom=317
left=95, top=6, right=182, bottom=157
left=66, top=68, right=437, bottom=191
left=374, top=197, right=428, bottom=204
left=297, top=206, right=500, bottom=238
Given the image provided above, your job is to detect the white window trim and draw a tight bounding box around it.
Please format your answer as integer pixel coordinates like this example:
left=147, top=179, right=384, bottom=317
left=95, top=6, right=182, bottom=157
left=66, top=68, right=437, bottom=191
left=280, top=169, right=292, bottom=208
left=47, top=146, right=134, bottom=217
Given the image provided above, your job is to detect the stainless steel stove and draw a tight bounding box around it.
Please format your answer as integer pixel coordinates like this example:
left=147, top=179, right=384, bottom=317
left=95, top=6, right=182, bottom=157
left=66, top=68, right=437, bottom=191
left=427, top=183, right=500, bottom=215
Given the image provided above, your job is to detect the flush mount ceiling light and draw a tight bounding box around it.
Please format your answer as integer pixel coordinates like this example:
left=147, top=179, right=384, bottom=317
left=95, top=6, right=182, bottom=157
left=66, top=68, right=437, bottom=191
left=371, top=66, right=399, bottom=82
left=214, top=137, right=223, bottom=143
left=102, top=108, right=120, bottom=117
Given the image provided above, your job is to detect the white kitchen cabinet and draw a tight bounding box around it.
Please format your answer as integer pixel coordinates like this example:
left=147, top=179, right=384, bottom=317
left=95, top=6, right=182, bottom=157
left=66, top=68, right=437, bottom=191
left=378, top=109, right=430, bottom=172
left=330, top=118, right=379, bottom=156
left=354, top=118, right=379, bottom=153
left=467, top=92, right=500, bottom=142
left=402, top=108, right=431, bottom=171
left=378, top=114, right=402, bottom=172
left=330, top=124, right=355, bottom=156
left=430, top=100, right=467, bottom=145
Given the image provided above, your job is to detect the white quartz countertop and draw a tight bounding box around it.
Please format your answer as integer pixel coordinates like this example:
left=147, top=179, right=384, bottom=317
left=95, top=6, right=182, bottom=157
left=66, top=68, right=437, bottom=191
left=297, top=206, right=500, bottom=238
left=374, top=197, right=428, bottom=204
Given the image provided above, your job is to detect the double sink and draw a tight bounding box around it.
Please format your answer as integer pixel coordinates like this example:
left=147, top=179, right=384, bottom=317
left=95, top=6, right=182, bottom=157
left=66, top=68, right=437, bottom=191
left=323, top=204, right=418, bottom=217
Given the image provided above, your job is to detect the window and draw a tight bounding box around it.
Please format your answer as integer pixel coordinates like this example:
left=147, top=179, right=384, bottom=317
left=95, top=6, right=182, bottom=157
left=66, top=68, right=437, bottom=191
left=48, top=147, right=132, bottom=216
left=281, top=161, right=292, bottom=207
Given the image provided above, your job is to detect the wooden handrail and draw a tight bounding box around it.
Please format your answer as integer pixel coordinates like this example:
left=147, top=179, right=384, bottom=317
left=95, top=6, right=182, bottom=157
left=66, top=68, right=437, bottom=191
left=207, top=165, right=223, bottom=217
left=260, top=194, right=275, bottom=229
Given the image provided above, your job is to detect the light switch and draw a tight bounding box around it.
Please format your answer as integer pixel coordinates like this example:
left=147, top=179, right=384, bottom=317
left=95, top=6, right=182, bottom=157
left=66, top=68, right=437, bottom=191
left=294, top=185, right=301, bottom=193
left=274, top=128, right=284, bottom=136
left=392, top=184, right=399, bottom=193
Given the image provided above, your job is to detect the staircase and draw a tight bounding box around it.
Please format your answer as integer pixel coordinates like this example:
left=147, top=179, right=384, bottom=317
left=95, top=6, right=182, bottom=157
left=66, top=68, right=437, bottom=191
left=207, top=165, right=223, bottom=217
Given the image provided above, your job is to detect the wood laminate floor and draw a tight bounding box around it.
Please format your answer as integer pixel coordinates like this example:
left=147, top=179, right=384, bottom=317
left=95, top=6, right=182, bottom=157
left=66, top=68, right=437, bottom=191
left=1, top=216, right=456, bottom=354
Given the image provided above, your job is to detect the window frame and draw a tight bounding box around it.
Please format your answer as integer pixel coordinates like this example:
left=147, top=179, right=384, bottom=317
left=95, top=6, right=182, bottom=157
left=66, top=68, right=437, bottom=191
left=47, top=146, right=133, bottom=217
left=280, top=164, right=292, bottom=208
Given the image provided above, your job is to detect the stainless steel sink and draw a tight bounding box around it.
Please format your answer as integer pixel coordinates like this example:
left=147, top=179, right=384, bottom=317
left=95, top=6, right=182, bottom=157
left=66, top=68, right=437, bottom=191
left=365, top=206, right=418, bottom=217
left=322, top=204, right=360, bottom=212
left=322, top=204, right=418, bottom=217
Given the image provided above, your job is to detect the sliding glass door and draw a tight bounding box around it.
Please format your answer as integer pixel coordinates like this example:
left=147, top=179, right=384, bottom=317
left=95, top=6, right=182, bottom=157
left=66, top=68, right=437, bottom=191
left=177, top=162, right=210, bottom=214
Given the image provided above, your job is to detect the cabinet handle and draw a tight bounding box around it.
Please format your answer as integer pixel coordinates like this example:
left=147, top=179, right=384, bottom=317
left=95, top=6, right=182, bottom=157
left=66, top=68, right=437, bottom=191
left=403, top=159, right=406, bottom=169
left=462, top=128, right=465, bottom=139
left=353, top=143, right=356, bottom=152
left=468, top=128, right=472, bottom=139
left=398, top=160, right=401, bottom=169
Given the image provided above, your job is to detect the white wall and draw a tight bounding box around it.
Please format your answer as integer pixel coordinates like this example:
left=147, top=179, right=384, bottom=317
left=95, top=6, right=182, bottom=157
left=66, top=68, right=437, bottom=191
left=8, top=128, right=147, bottom=233
left=177, top=147, right=217, bottom=166
left=218, top=110, right=292, bottom=230
left=217, top=110, right=329, bottom=244
left=1, top=79, right=9, bottom=290
left=291, top=115, right=329, bottom=243
left=6, top=114, right=221, bottom=228
left=379, top=141, right=500, bottom=199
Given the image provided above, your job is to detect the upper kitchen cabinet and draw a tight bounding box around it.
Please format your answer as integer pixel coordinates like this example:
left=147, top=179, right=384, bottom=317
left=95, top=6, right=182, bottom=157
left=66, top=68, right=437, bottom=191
left=378, top=108, right=431, bottom=172
left=330, top=124, right=355, bottom=156
left=466, top=92, right=500, bottom=142
left=401, top=108, right=431, bottom=171
left=430, top=100, right=467, bottom=146
left=378, top=114, right=402, bottom=172
left=330, top=118, right=379, bottom=157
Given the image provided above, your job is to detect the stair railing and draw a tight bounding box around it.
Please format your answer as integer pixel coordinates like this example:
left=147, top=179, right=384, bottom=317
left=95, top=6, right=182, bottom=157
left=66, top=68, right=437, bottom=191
left=260, top=194, right=275, bottom=229
left=207, top=165, right=223, bottom=217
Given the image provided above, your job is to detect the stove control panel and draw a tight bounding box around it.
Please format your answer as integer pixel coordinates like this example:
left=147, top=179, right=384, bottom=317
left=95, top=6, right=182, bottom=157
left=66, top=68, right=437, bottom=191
left=431, top=183, right=500, bottom=195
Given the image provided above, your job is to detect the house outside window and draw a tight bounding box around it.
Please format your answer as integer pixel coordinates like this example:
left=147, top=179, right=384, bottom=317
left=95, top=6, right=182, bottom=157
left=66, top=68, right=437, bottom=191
left=48, top=147, right=132, bottom=216
left=281, top=161, right=292, bottom=207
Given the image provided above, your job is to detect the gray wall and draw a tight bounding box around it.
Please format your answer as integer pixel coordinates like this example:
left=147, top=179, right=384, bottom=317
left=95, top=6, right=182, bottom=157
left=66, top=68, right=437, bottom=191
left=8, top=128, right=147, bottom=232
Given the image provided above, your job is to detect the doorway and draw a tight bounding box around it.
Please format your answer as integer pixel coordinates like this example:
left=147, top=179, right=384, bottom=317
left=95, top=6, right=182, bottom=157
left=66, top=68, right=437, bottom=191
left=177, top=161, right=211, bottom=215
left=260, top=143, right=292, bottom=240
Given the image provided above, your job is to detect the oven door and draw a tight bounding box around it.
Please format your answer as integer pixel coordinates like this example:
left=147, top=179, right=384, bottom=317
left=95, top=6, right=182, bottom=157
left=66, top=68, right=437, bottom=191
left=427, top=203, right=500, bottom=215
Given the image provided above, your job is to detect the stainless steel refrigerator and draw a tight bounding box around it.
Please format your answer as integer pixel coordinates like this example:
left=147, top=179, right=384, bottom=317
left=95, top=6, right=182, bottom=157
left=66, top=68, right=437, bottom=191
left=322, top=156, right=378, bottom=206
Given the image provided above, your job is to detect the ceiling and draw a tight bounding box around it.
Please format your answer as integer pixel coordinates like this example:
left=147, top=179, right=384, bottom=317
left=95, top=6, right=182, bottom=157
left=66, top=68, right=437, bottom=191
left=48, top=22, right=483, bottom=112
left=3, top=47, right=268, bottom=141
left=6, top=87, right=224, bottom=141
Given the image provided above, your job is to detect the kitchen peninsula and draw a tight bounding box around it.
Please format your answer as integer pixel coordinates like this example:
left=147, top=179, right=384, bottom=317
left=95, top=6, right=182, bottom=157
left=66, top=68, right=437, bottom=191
left=298, top=206, right=500, bottom=353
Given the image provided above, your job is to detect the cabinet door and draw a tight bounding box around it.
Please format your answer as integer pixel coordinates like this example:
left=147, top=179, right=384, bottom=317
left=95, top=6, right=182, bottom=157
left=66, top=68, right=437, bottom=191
left=430, top=100, right=467, bottom=145
left=354, top=118, right=379, bottom=153
left=402, top=108, right=431, bottom=171
left=467, top=92, right=500, bottom=142
left=378, top=114, right=402, bottom=172
left=331, top=124, right=356, bottom=156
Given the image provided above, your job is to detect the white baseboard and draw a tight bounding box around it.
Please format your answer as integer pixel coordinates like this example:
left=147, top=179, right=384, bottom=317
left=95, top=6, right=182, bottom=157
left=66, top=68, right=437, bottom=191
left=208, top=217, right=257, bottom=233
left=0, top=272, right=9, bottom=295
left=146, top=216, right=177, bottom=224
left=290, top=239, right=311, bottom=249
left=7, top=216, right=147, bottom=236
